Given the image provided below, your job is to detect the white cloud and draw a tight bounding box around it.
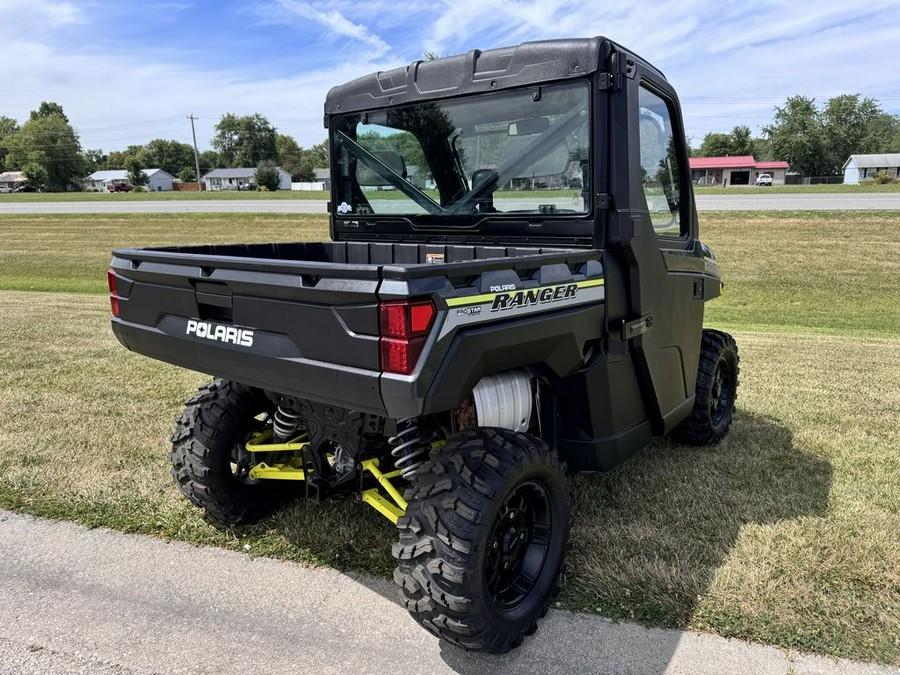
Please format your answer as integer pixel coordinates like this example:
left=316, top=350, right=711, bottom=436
left=3, top=0, right=899, bottom=155
left=4, top=0, right=86, bottom=29
left=262, top=0, right=392, bottom=57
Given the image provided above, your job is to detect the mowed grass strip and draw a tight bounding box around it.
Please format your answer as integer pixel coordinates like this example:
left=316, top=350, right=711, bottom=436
left=0, top=189, right=329, bottom=202
left=702, top=211, right=900, bottom=337
left=0, top=213, right=328, bottom=294
left=693, top=182, right=900, bottom=194
left=1, top=211, right=899, bottom=337
left=0, top=291, right=896, bottom=663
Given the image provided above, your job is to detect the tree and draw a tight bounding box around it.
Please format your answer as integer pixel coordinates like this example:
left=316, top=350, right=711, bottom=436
left=126, top=156, right=149, bottom=187
left=2, top=114, right=86, bottom=191
left=729, top=125, right=755, bottom=156
left=83, top=149, right=108, bottom=172
left=890, top=120, right=900, bottom=153
left=30, top=101, right=69, bottom=123
left=275, top=133, right=314, bottom=180
left=763, top=95, right=825, bottom=177
left=308, top=140, right=330, bottom=168
left=0, top=116, right=19, bottom=168
left=212, top=113, right=277, bottom=167
left=867, top=113, right=900, bottom=153
left=21, top=162, right=48, bottom=190
left=820, top=94, right=886, bottom=174
left=140, top=138, right=196, bottom=177
left=106, top=145, right=144, bottom=169
left=696, top=126, right=755, bottom=157
left=254, top=160, right=281, bottom=191
left=199, top=150, right=220, bottom=173
left=696, top=132, right=733, bottom=157
left=753, top=136, right=773, bottom=161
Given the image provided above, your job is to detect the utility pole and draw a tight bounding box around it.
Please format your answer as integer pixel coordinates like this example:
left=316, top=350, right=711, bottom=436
left=187, top=114, right=203, bottom=191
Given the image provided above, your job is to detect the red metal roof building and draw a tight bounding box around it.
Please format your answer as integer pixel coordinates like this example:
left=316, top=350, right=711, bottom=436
left=689, top=156, right=789, bottom=186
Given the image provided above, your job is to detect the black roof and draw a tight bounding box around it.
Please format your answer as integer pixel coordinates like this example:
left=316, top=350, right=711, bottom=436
left=324, top=37, right=655, bottom=117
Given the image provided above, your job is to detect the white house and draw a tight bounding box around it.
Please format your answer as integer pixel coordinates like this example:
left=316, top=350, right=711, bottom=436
left=0, top=171, right=26, bottom=190
left=203, top=167, right=292, bottom=191
left=842, top=154, right=900, bottom=184
left=86, top=169, right=175, bottom=192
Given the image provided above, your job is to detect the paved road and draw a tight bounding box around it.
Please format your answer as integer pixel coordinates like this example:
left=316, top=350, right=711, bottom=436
left=1, top=511, right=895, bottom=675
left=695, top=193, right=900, bottom=211
left=0, top=193, right=898, bottom=215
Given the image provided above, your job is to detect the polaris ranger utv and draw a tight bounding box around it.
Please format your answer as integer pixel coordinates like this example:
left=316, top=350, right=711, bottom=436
left=108, top=36, right=739, bottom=653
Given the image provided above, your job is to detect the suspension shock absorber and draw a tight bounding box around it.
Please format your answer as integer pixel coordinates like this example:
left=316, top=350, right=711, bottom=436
left=389, top=417, right=428, bottom=480
left=272, top=406, right=304, bottom=440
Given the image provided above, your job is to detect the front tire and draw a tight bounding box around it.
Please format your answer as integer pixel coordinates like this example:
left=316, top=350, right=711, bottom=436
left=170, top=379, right=296, bottom=525
left=393, top=428, right=571, bottom=653
left=672, top=329, right=739, bottom=445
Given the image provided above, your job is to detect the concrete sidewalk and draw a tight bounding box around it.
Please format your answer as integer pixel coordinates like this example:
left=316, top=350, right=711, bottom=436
left=0, top=511, right=895, bottom=675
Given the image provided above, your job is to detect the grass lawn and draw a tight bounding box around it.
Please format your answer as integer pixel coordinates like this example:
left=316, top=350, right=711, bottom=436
left=0, top=189, right=327, bottom=202
left=0, top=211, right=897, bottom=664
left=694, top=182, right=900, bottom=194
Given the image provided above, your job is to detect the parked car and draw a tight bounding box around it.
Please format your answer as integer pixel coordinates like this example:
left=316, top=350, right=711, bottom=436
left=14, top=185, right=36, bottom=192
left=756, top=173, right=773, bottom=186
left=0, top=186, right=13, bottom=193
left=107, top=183, right=134, bottom=193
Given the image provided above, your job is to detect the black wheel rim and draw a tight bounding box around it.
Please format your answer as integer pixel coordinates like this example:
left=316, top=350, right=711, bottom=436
left=709, top=358, right=734, bottom=426
left=485, top=481, right=552, bottom=610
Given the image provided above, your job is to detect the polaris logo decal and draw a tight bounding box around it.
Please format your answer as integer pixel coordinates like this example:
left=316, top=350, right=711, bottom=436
left=186, top=319, right=254, bottom=347
left=491, top=284, right=578, bottom=312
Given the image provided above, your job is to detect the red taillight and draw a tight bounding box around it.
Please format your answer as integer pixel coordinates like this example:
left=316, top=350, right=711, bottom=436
left=380, top=303, right=408, bottom=338
left=380, top=299, right=435, bottom=339
left=380, top=299, right=436, bottom=374
left=107, top=270, right=120, bottom=317
left=410, top=302, right=435, bottom=334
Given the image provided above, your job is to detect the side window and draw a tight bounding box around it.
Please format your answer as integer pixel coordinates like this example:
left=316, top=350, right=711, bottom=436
left=638, top=85, right=683, bottom=237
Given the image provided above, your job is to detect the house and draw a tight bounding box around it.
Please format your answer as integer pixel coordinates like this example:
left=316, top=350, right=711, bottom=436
left=842, top=154, right=900, bottom=184
left=86, top=169, right=175, bottom=192
left=203, top=167, right=292, bottom=191
left=313, top=167, right=330, bottom=188
left=689, top=156, right=789, bottom=186
left=0, top=171, right=26, bottom=190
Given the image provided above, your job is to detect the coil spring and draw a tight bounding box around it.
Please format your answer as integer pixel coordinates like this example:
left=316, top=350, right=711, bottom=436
left=389, top=417, right=427, bottom=480
left=272, top=406, right=304, bottom=440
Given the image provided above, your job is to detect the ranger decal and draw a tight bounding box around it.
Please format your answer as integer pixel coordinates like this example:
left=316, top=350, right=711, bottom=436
left=491, top=284, right=578, bottom=312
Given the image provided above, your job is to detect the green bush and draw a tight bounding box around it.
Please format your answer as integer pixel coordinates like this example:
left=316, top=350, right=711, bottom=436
left=254, top=161, right=281, bottom=191
left=871, top=170, right=897, bottom=184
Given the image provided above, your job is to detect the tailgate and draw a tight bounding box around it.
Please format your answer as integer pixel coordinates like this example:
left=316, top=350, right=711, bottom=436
left=109, top=247, right=386, bottom=414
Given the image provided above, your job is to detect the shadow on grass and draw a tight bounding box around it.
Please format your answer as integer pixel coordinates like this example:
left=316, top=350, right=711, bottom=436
left=558, top=410, right=833, bottom=624
left=437, top=410, right=834, bottom=672
left=243, top=410, right=832, bottom=671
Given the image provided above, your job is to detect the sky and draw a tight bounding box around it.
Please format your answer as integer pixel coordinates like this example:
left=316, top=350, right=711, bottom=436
left=4, top=0, right=900, bottom=154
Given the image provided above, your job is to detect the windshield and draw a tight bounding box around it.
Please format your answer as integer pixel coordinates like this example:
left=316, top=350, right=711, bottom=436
left=332, top=81, right=590, bottom=218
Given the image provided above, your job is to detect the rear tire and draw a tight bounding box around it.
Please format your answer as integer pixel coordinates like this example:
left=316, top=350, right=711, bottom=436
left=393, top=428, right=571, bottom=653
left=170, top=379, right=297, bottom=525
left=672, top=329, right=739, bottom=445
